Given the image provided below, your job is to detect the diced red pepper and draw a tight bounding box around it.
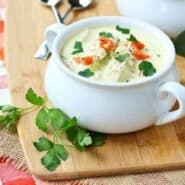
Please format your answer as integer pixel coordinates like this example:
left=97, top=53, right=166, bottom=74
left=0, top=47, right=4, bottom=60
left=99, top=38, right=116, bottom=52
left=132, top=49, right=150, bottom=60
left=74, top=56, right=94, bottom=65
left=81, top=56, right=94, bottom=65
left=0, top=20, right=4, bottom=33
left=73, top=57, right=82, bottom=64
left=132, top=41, right=145, bottom=50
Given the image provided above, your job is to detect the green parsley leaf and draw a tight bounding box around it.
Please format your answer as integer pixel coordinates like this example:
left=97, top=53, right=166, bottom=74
left=0, top=115, right=5, bottom=123
left=33, top=136, right=54, bottom=151
left=0, top=105, right=17, bottom=112
left=41, top=150, right=61, bottom=172
left=36, top=108, right=50, bottom=133
left=99, top=32, right=113, bottom=38
left=115, top=53, right=130, bottom=62
left=79, top=69, right=94, bottom=78
left=61, top=117, right=77, bottom=132
left=48, top=108, right=68, bottom=130
left=77, top=128, right=92, bottom=147
left=34, top=137, right=68, bottom=171
left=74, top=41, right=83, bottom=50
left=139, top=61, right=156, bottom=76
left=54, top=144, right=68, bottom=161
left=0, top=105, right=23, bottom=129
left=66, top=125, right=93, bottom=151
left=25, top=88, right=45, bottom=105
left=66, top=125, right=78, bottom=144
left=116, top=25, right=130, bottom=34
left=174, top=31, right=185, bottom=57
left=72, top=41, right=83, bottom=55
left=128, top=34, right=137, bottom=42
left=66, top=121, right=106, bottom=151
left=80, top=136, right=92, bottom=146
left=90, top=132, right=107, bottom=146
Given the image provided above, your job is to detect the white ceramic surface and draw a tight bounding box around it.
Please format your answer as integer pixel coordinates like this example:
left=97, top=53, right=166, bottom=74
left=44, top=16, right=185, bottom=133
left=116, top=0, right=185, bottom=38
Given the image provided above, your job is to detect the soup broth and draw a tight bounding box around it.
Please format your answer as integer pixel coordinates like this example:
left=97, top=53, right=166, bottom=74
left=61, top=25, right=165, bottom=83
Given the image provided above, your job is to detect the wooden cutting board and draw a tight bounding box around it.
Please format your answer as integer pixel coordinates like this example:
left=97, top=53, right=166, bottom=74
left=5, top=0, right=185, bottom=180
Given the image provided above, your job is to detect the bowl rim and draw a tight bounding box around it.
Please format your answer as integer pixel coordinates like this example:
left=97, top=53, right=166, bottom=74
left=52, top=16, right=176, bottom=87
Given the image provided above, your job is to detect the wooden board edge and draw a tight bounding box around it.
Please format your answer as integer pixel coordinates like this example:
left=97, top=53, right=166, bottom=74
left=30, top=162, right=185, bottom=180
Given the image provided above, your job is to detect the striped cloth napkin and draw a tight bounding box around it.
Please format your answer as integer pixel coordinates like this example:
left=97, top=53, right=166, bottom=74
left=0, top=0, right=10, bottom=105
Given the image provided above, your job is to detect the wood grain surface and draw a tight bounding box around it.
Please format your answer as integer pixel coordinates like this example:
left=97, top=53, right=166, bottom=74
left=5, top=0, right=185, bottom=180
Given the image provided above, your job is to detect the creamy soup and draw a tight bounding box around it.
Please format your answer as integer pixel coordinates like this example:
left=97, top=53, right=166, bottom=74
left=61, top=25, right=165, bottom=83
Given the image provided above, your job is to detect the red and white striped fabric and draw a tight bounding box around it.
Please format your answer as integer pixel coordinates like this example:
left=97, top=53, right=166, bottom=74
left=0, top=0, right=10, bottom=106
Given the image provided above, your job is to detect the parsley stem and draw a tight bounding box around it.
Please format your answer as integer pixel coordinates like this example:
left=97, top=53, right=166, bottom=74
left=51, top=133, right=74, bottom=148
left=63, top=144, right=74, bottom=148
left=22, top=105, right=38, bottom=112
left=53, top=134, right=57, bottom=143
left=52, top=132, right=74, bottom=148
left=18, top=106, right=39, bottom=118
left=58, top=140, right=74, bottom=148
left=42, top=105, right=49, bottom=110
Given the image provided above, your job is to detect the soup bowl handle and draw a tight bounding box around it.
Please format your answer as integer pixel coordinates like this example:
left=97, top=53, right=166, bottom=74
left=45, top=23, right=67, bottom=52
left=156, top=81, right=185, bottom=125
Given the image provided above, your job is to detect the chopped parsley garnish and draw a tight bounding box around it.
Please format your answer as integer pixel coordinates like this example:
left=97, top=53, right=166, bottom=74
left=116, top=25, right=130, bottom=34
left=115, top=53, right=130, bottom=62
left=72, top=41, right=83, bottom=55
left=79, top=69, right=94, bottom=77
left=139, top=61, right=156, bottom=76
left=99, top=32, right=113, bottom=38
left=128, top=34, right=137, bottom=42
left=174, top=31, right=185, bottom=57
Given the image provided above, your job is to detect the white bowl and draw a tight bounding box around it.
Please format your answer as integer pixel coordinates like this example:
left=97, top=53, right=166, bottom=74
left=44, top=16, right=185, bottom=133
left=116, top=0, right=185, bottom=38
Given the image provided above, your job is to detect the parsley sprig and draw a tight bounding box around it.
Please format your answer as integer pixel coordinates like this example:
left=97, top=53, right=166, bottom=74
left=99, top=32, right=114, bottom=38
left=33, top=137, right=68, bottom=172
left=79, top=68, right=94, bottom=77
left=116, top=25, right=130, bottom=34
left=115, top=53, right=130, bottom=63
left=72, top=41, right=83, bottom=55
left=139, top=61, right=156, bottom=76
left=174, top=31, right=185, bottom=57
left=0, top=105, right=23, bottom=130
left=0, top=88, right=45, bottom=130
left=128, top=34, right=138, bottom=42
left=0, top=88, right=106, bottom=172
